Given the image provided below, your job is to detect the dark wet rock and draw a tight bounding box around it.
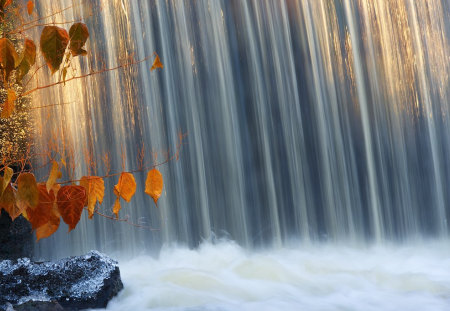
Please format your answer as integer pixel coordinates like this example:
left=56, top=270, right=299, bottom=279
left=12, top=301, right=65, bottom=311
left=0, top=251, right=123, bottom=311
left=0, top=210, right=33, bottom=260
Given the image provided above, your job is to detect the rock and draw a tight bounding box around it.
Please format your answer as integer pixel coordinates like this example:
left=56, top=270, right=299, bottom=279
left=0, top=251, right=123, bottom=311
left=0, top=210, right=33, bottom=260
left=13, top=301, right=65, bottom=311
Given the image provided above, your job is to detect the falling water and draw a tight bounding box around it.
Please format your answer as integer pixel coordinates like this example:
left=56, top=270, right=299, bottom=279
left=30, top=0, right=450, bottom=259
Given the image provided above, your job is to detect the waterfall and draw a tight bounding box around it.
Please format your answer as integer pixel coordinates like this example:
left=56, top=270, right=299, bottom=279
left=31, top=0, right=450, bottom=259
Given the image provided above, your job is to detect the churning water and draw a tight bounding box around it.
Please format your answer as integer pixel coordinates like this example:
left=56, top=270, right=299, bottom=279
left=29, top=0, right=450, bottom=309
left=95, top=241, right=450, bottom=311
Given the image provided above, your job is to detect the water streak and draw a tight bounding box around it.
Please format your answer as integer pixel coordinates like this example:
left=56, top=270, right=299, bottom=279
left=31, top=0, right=450, bottom=259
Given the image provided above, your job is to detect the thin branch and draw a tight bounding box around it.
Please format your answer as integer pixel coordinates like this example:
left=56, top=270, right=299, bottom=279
left=20, top=56, right=152, bottom=98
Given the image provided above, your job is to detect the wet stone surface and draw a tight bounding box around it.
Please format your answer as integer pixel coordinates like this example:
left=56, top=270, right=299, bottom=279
left=0, top=251, right=123, bottom=310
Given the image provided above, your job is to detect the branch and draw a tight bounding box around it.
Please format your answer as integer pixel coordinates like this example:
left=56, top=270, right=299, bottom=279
left=20, top=56, right=153, bottom=98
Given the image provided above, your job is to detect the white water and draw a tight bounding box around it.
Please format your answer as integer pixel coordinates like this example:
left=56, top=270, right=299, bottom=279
left=96, top=241, right=450, bottom=311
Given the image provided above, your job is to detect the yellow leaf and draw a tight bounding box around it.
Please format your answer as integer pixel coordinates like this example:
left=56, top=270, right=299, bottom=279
left=46, top=161, right=61, bottom=193
left=145, top=168, right=163, bottom=206
left=62, top=67, right=68, bottom=85
left=79, top=176, right=104, bottom=219
left=114, top=172, right=136, bottom=203
left=1, top=166, right=13, bottom=196
left=150, top=53, right=163, bottom=71
left=112, top=197, right=121, bottom=219
left=1, top=89, right=16, bottom=119
left=0, top=184, right=20, bottom=220
left=17, top=172, right=39, bottom=209
left=27, top=0, right=33, bottom=15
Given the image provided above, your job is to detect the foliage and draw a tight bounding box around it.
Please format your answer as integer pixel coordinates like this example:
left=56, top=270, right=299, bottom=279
left=0, top=0, right=173, bottom=241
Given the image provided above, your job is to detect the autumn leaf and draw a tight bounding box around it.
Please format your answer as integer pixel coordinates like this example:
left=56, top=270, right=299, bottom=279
left=26, top=0, right=33, bottom=15
left=1, top=89, right=16, bottom=119
left=112, top=197, right=121, bottom=218
left=150, top=53, right=163, bottom=71
left=40, top=26, right=70, bottom=74
left=145, top=168, right=163, bottom=206
left=62, top=67, right=68, bottom=85
left=27, top=185, right=56, bottom=230
left=1, top=166, right=13, bottom=196
left=0, top=184, right=19, bottom=220
left=46, top=161, right=61, bottom=193
left=57, top=185, right=86, bottom=232
left=16, top=38, right=36, bottom=81
left=17, top=172, right=39, bottom=209
left=79, top=176, right=104, bottom=219
left=3, top=0, right=12, bottom=8
left=68, top=22, right=89, bottom=57
left=36, top=205, right=60, bottom=241
left=0, top=38, right=19, bottom=81
left=114, top=172, right=136, bottom=203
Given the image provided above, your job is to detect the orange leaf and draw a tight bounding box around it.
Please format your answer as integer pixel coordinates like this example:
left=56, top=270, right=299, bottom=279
left=36, top=205, right=60, bottom=241
left=57, top=185, right=86, bottom=232
left=112, top=197, right=121, bottom=219
left=79, top=176, right=104, bottom=219
left=1, top=89, right=16, bottom=119
left=46, top=161, right=60, bottom=193
left=4, top=0, right=12, bottom=8
left=145, top=168, right=163, bottom=206
left=27, top=185, right=56, bottom=230
left=26, top=0, right=33, bottom=15
left=17, top=172, right=39, bottom=209
left=150, top=53, right=163, bottom=71
left=114, top=172, right=136, bottom=203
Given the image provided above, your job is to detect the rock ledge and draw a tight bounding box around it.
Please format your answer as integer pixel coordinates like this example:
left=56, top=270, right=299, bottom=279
left=0, top=251, right=123, bottom=310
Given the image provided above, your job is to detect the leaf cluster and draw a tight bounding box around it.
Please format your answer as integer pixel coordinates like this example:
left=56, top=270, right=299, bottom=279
left=0, top=163, right=164, bottom=240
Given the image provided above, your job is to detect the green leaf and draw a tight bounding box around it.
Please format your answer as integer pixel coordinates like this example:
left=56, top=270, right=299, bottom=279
left=40, top=26, right=70, bottom=74
left=69, top=23, right=89, bottom=57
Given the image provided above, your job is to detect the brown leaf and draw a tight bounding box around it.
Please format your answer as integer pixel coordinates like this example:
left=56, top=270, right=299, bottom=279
left=150, top=53, right=163, bottom=71
left=145, top=168, right=163, bottom=206
left=1, top=89, right=16, bottom=119
left=79, top=176, right=104, bottom=219
left=26, top=0, right=33, bottom=15
left=0, top=38, right=18, bottom=82
left=40, top=26, right=70, bottom=74
left=17, top=172, right=39, bottom=209
left=16, top=38, right=36, bottom=82
left=112, top=197, right=121, bottom=219
left=57, top=185, right=86, bottom=232
left=46, top=161, right=60, bottom=193
left=113, top=172, right=136, bottom=203
left=1, top=166, right=13, bottom=196
left=68, top=23, right=89, bottom=57
left=27, top=184, right=56, bottom=230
